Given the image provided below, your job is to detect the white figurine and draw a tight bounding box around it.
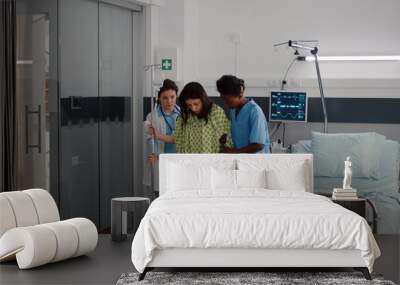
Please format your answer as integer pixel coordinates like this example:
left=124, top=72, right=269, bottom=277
left=342, top=156, right=352, bottom=190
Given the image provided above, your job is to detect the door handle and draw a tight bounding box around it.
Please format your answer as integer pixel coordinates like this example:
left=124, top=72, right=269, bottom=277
left=25, top=105, right=42, bottom=154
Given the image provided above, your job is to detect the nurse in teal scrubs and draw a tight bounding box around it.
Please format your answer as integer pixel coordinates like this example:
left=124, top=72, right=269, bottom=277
left=143, top=79, right=180, bottom=193
left=216, top=75, right=270, bottom=153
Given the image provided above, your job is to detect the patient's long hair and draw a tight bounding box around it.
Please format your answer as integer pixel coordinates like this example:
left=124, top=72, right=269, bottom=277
left=179, top=82, right=213, bottom=124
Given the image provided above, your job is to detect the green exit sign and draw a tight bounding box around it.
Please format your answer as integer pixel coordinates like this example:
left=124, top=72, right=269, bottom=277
left=161, top=58, right=172, bottom=71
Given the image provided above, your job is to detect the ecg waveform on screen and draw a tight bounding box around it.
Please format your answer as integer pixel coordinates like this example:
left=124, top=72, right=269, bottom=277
left=270, top=92, right=307, bottom=122
left=274, top=112, right=304, bottom=119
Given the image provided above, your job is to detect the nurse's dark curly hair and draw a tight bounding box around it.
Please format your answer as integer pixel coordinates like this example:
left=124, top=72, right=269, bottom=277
left=179, top=82, right=213, bottom=124
left=216, top=74, right=245, bottom=97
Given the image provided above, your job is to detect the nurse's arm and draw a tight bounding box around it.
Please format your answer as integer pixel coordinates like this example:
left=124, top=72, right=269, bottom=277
left=149, top=126, right=175, bottom=143
left=156, top=133, right=175, bottom=144
left=222, top=143, right=264, bottom=153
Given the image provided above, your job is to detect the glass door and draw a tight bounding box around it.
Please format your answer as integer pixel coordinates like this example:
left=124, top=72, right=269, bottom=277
left=15, top=0, right=59, bottom=201
left=59, top=0, right=100, bottom=225
left=15, top=0, right=142, bottom=231
left=59, top=0, right=140, bottom=230
left=99, top=2, right=134, bottom=230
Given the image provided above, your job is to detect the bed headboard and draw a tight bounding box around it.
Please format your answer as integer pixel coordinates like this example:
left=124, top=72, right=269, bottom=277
left=158, top=154, right=314, bottom=195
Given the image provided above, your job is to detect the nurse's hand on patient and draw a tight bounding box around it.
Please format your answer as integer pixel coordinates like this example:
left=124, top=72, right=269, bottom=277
left=219, top=134, right=227, bottom=145
left=221, top=146, right=238, bottom=153
left=148, top=153, right=157, bottom=164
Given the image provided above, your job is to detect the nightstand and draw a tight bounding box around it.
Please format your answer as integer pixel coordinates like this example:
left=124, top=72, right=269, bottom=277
left=315, top=192, right=378, bottom=233
left=332, top=198, right=366, bottom=218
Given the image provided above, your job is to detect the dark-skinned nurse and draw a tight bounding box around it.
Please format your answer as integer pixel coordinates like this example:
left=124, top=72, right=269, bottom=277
left=216, top=75, right=270, bottom=153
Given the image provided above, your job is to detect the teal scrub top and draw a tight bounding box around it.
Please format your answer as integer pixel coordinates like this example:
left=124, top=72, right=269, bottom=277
left=229, top=99, right=270, bottom=153
left=147, top=105, right=180, bottom=154
left=159, top=106, right=180, bottom=153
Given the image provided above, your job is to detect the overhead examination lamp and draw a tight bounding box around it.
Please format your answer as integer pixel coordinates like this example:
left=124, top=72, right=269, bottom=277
left=274, top=40, right=328, bottom=133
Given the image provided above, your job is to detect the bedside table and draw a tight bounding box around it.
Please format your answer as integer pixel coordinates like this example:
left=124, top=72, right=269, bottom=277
left=315, top=192, right=378, bottom=233
left=332, top=198, right=366, bottom=218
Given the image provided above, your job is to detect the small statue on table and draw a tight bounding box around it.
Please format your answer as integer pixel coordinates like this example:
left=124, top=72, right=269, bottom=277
left=333, top=157, right=357, bottom=199
left=343, top=156, right=353, bottom=190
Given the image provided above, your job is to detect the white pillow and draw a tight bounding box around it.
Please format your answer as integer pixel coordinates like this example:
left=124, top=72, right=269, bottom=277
left=165, top=158, right=236, bottom=171
left=167, top=162, right=212, bottom=191
left=311, top=132, right=385, bottom=179
left=265, top=162, right=307, bottom=191
left=236, top=169, right=268, bottom=189
left=237, top=158, right=310, bottom=192
left=212, top=168, right=237, bottom=190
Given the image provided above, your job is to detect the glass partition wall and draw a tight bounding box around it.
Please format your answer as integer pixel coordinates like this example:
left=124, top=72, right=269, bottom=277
left=15, top=0, right=143, bottom=231
left=16, top=0, right=59, bottom=200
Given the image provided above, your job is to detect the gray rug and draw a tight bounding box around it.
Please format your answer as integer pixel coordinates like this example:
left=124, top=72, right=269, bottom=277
left=116, top=271, right=396, bottom=285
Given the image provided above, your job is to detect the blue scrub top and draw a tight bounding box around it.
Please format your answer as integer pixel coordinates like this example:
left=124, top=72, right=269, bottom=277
left=158, top=106, right=180, bottom=153
left=229, top=99, right=270, bottom=153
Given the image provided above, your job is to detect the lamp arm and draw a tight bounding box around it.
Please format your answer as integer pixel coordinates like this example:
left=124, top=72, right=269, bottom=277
left=274, top=40, right=328, bottom=133
left=288, top=40, right=318, bottom=53
left=313, top=53, right=328, bottom=133
left=280, top=57, right=298, bottom=90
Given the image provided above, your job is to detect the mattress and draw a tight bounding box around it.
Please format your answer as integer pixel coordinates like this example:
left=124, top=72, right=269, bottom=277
left=131, top=189, right=380, bottom=273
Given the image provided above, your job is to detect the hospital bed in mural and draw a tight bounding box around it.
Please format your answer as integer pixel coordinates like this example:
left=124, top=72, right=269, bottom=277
left=292, top=132, right=400, bottom=234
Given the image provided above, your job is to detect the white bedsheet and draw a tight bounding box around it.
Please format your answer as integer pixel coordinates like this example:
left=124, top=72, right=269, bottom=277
left=131, top=190, right=380, bottom=273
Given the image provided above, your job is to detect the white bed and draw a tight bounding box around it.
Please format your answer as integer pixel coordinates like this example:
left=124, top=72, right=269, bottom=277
left=131, top=154, right=380, bottom=280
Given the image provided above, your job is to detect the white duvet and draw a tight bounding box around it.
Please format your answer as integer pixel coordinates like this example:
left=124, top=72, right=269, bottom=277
left=131, top=189, right=380, bottom=273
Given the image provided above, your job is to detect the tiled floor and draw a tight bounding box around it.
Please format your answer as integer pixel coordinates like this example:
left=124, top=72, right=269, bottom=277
left=0, top=235, right=398, bottom=285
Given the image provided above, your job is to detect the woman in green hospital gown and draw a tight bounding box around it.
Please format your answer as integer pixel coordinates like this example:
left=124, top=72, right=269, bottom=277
left=150, top=81, right=232, bottom=153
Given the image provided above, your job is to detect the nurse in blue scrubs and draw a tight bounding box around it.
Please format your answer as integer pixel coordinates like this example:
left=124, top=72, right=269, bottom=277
left=216, top=75, right=270, bottom=153
left=146, top=79, right=180, bottom=161
left=143, top=79, right=180, bottom=193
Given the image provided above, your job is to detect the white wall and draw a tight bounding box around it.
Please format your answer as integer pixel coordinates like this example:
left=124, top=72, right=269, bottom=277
left=158, top=0, right=184, bottom=48
left=154, top=0, right=400, bottom=97
left=151, top=0, right=400, bottom=143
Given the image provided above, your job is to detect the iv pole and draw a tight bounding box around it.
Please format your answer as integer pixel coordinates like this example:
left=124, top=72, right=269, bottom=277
left=144, top=63, right=161, bottom=200
left=274, top=40, right=328, bottom=133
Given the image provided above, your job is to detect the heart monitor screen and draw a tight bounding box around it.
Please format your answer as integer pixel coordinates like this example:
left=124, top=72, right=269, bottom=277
left=270, top=91, right=307, bottom=122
